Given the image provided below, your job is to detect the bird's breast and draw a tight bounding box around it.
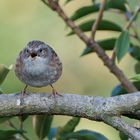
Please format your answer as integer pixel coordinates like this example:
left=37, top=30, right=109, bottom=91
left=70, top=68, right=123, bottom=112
left=23, top=57, right=47, bottom=75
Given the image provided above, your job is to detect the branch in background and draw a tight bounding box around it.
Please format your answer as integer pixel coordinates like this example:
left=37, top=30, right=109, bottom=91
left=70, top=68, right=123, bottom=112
left=125, top=5, right=140, bottom=30
left=8, top=120, right=29, bottom=140
left=91, top=0, right=106, bottom=39
left=1, top=92, right=140, bottom=139
left=41, top=0, right=137, bottom=92
left=125, top=3, right=140, bottom=44
left=102, top=115, right=140, bottom=140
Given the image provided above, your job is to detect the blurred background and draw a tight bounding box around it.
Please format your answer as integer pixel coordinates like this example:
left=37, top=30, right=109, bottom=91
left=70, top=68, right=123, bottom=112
left=0, top=0, right=139, bottom=139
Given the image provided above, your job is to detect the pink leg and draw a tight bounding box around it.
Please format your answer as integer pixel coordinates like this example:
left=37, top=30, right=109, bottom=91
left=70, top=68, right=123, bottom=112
left=21, top=85, right=28, bottom=98
left=50, top=84, right=62, bottom=97
left=19, top=85, right=28, bottom=127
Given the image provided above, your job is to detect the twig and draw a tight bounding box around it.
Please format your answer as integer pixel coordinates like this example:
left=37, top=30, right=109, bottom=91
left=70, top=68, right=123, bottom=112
left=41, top=0, right=137, bottom=92
left=19, top=116, right=23, bottom=135
left=8, top=120, right=17, bottom=129
left=111, top=51, right=116, bottom=63
left=125, top=5, right=140, bottom=30
left=20, top=133, right=30, bottom=140
left=8, top=120, right=30, bottom=140
left=1, top=92, right=140, bottom=139
left=91, top=0, right=106, bottom=39
left=124, top=3, right=140, bottom=42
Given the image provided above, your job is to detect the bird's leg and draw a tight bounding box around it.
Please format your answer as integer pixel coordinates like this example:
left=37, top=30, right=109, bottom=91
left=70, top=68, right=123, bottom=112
left=19, top=85, right=28, bottom=131
left=50, top=84, right=62, bottom=97
left=20, top=85, right=28, bottom=105
left=21, top=85, right=28, bottom=97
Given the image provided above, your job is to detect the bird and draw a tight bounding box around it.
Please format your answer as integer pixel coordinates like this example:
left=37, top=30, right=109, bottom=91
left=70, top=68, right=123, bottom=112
left=14, top=40, right=62, bottom=97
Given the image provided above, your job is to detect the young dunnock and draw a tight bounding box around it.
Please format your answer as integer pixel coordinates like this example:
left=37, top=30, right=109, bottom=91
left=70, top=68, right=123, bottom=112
left=15, top=40, right=62, bottom=96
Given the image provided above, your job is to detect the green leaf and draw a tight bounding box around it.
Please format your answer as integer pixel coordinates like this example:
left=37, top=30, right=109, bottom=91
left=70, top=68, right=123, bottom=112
left=0, top=130, right=18, bottom=140
left=71, top=4, right=100, bottom=21
left=57, top=117, right=80, bottom=140
left=0, top=88, right=3, bottom=94
left=115, top=30, right=130, bottom=62
left=0, top=117, right=12, bottom=124
left=64, top=129, right=108, bottom=140
left=129, top=74, right=140, bottom=81
left=70, top=0, right=126, bottom=21
left=0, top=64, right=13, bottom=85
left=32, top=115, right=53, bottom=140
left=68, top=20, right=122, bottom=35
left=81, top=38, right=116, bottom=56
left=129, top=46, right=140, bottom=61
left=135, top=62, right=140, bottom=74
left=111, top=81, right=140, bottom=96
left=119, top=132, right=128, bottom=140
left=63, top=117, right=80, bottom=133
left=106, top=0, right=127, bottom=11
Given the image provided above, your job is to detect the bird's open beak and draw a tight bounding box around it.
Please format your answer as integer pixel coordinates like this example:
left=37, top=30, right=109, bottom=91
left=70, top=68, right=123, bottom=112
left=30, top=53, right=37, bottom=58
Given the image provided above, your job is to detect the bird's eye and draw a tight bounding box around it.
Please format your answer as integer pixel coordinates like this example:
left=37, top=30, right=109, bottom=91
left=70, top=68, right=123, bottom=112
left=39, top=49, right=43, bottom=53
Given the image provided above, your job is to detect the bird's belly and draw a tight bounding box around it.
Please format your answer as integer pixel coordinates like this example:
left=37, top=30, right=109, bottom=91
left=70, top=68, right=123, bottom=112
left=21, top=60, right=60, bottom=87
left=24, top=59, right=47, bottom=76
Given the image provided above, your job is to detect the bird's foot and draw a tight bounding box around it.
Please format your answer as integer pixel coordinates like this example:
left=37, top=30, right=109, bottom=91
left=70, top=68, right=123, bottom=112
left=53, top=91, right=62, bottom=97
left=49, top=90, right=63, bottom=98
left=49, top=84, right=62, bottom=98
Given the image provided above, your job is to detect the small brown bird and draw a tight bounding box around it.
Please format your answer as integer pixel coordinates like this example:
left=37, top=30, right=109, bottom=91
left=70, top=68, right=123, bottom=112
left=15, top=40, right=62, bottom=96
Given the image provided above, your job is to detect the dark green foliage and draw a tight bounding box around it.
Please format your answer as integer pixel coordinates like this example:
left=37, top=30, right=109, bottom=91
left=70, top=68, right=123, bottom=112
left=62, top=117, right=80, bottom=133
left=105, top=0, right=127, bottom=11
left=81, top=38, right=116, bottom=56
left=115, top=31, right=130, bottom=62
left=57, top=117, right=80, bottom=140
left=71, top=4, right=100, bottom=21
left=56, top=118, right=108, bottom=140
left=119, top=132, right=129, bottom=140
left=0, top=130, right=20, bottom=140
left=135, top=62, right=140, bottom=74
left=0, top=64, right=12, bottom=85
left=129, top=46, right=140, bottom=61
left=0, top=88, right=3, bottom=94
left=0, top=117, right=12, bottom=124
left=68, top=20, right=122, bottom=35
left=64, top=129, right=108, bottom=140
left=32, top=115, right=53, bottom=140
left=70, top=0, right=127, bottom=21
left=111, top=81, right=140, bottom=96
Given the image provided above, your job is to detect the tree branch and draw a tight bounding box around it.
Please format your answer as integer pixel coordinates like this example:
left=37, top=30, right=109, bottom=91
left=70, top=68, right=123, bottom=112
left=102, top=115, right=140, bottom=140
left=91, top=0, right=106, bottom=39
left=1, top=92, right=140, bottom=117
left=41, top=0, right=137, bottom=93
left=1, top=92, right=140, bottom=139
